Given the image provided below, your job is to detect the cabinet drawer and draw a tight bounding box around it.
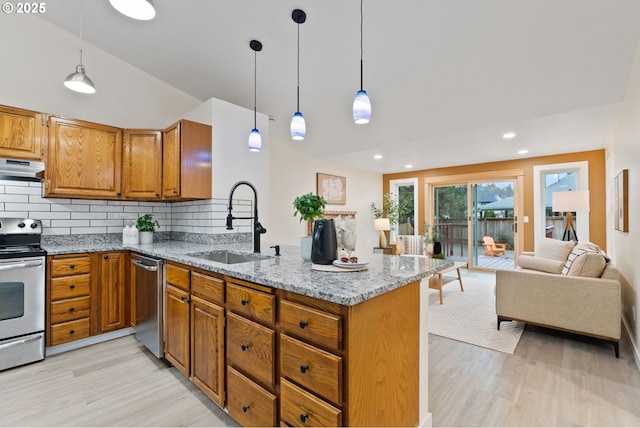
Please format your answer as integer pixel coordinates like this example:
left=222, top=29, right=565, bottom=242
left=191, top=271, right=223, bottom=304
left=50, top=257, right=91, bottom=277
left=227, top=282, right=275, bottom=324
left=50, top=274, right=91, bottom=300
left=280, top=335, right=342, bottom=405
left=166, top=263, right=190, bottom=291
left=280, top=300, right=342, bottom=351
left=50, top=318, right=90, bottom=345
left=280, top=378, right=342, bottom=427
left=227, top=366, right=277, bottom=427
left=50, top=296, right=91, bottom=324
left=227, top=312, right=275, bottom=387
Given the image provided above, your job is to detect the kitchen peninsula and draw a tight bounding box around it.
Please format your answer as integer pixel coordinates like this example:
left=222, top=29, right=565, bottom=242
left=43, top=238, right=451, bottom=427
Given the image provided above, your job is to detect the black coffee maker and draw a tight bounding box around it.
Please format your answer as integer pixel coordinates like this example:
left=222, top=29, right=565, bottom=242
left=311, top=219, right=338, bottom=265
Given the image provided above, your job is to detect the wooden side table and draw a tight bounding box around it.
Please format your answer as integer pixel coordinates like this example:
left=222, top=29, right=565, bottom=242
left=373, top=247, right=393, bottom=255
left=429, top=261, right=466, bottom=304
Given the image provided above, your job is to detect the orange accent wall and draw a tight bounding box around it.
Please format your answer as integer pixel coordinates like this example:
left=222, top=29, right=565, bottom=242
left=383, top=150, right=606, bottom=252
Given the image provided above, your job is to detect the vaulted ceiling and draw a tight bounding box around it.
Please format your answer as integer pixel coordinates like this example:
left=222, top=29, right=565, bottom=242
left=39, top=0, right=640, bottom=173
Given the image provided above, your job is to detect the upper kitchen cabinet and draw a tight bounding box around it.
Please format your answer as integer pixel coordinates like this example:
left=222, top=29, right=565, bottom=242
left=162, top=119, right=212, bottom=200
left=0, top=104, right=46, bottom=161
left=123, top=129, right=162, bottom=199
left=45, top=117, right=123, bottom=199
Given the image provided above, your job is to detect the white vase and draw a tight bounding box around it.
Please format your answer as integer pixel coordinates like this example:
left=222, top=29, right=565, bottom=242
left=139, top=231, right=154, bottom=244
left=300, top=236, right=312, bottom=261
left=425, top=243, right=434, bottom=257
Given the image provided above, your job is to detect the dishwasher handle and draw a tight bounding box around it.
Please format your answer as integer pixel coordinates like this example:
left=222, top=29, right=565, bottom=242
left=133, top=260, right=159, bottom=272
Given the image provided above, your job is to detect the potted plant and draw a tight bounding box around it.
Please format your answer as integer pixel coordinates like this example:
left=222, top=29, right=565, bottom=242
left=136, top=213, right=160, bottom=244
left=422, top=222, right=442, bottom=257
left=293, top=193, right=326, bottom=260
left=370, top=193, right=400, bottom=228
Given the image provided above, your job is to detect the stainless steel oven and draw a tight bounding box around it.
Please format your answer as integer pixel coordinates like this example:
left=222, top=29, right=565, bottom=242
left=0, top=218, right=46, bottom=371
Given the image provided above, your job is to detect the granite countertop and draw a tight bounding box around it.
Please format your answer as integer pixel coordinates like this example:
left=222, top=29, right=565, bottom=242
left=43, top=239, right=453, bottom=306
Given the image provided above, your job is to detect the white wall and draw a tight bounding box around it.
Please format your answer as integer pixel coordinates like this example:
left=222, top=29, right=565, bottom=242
left=607, top=36, right=640, bottom=366
left=0, top=15, right=199, bottom=128
left=268, top=137, right=382, bottom=254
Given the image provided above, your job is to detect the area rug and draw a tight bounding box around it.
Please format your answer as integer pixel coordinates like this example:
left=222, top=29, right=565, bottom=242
left=428, top=270, right=524, bottom=354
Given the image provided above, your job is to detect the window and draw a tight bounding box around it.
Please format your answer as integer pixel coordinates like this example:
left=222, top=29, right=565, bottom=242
left=389, top=178, right=418, bottom=243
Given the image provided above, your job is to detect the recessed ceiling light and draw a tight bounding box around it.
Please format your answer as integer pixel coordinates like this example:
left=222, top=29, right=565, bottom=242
left=518, top=149, right=529, bottom=155
left=503, top=132, right=516, bottom=139
left=405, top=164, right=413, bottom=169
left=374, top=154, right=383, bottom=159
left=109, top=0, right=156, bottom=20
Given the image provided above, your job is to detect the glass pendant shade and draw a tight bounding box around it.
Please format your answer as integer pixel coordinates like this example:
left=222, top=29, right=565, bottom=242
left=64, top=64, right=95, bottom=94
left=290, top=112, right=306, bottom=140
left=109, top=0, right=156, bottom=20
left=248, top=128, right=262, bottom=152
left=353, top=90, right=371, bottom=124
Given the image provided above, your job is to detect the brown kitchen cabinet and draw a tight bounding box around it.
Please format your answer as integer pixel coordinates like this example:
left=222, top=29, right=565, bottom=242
left=0, top=104, right=46, bottom=161
left=123, top=129, right=162, bottom=199
left=47, top=254, right=94, bottom=346
left=162, top=119, right=212, bottom=200
left=98, top=252, right=127, bottom=333
left=45, top=116, right=123, bottom=199
left=164, top=263, right=226, bottom=407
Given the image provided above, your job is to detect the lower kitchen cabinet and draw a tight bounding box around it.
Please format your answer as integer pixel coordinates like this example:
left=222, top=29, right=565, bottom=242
left=99, top=252, right=127, bottom=333
left=165, top=283, right=190, bottom=376
left=227, top=366, right=277, bottom=427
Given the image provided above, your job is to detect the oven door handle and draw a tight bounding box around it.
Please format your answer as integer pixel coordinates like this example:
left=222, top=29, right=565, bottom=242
left=133, top=260, right=159, bottom=272
left=0, top=261, right=43, bottom=271
left=0, top=333, right=43, bottom=351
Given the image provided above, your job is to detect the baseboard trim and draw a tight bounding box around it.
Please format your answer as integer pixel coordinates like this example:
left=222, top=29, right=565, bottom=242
left=622, top=317, right=640, bottom=372
left=46, top=328, right=135, bottom=356
left=419, top=412, right=433, bottom=427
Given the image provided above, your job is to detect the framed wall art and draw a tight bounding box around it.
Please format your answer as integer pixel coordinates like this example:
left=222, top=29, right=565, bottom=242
left=317, top=173, right=346, bottom=205
left=614, top=169, right=628, bottom=232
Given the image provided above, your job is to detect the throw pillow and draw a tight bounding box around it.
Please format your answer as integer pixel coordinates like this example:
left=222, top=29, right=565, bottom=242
left=536, top=237, right=576, bottom=262
left=561, top=242, right=606, bottom=277
left=517, top=254, right=565, bottom=274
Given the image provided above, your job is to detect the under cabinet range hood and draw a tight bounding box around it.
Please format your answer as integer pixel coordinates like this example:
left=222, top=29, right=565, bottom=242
left=0, top=158, right=44, bottom=182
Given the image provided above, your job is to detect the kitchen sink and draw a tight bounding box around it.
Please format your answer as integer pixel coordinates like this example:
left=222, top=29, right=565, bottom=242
left=187, top=250, right=270, bottom=264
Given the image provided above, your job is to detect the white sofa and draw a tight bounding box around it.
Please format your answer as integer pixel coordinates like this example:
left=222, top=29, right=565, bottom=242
left=496, top=238, right=621, bottom=357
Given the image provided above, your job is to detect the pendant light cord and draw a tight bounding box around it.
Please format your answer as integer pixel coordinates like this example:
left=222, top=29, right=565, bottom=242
left=79, top=0, right=84, bottom=65
left=253, top=49, right=257, bottom=128
left=296, top=22, right=300, bottom=112
left=360, top=0, right=364, bottom=91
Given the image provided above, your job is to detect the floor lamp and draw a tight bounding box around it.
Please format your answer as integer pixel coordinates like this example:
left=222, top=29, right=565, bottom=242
left=552, top=190, right=590, bottom=241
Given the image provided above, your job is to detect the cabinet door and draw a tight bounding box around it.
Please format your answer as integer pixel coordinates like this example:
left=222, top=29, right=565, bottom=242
left=99, top=252, right=126, bottom=333
left=165, top=283, right=190, bottom=376
left=46, top=116, right=122, bottom=199
left=123, top=129, right=162, bottom=199
left=191, top=295, right=225, bottom=407
left=0, top=104, right=45, bottom=160
left=162, top=121, right=180, bottom=198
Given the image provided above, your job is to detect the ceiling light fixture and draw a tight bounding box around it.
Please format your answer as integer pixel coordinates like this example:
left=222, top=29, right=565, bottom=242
left=502, top=132, right=516, bottom=139
left=405, top=164, right=413, bottom=169
left=290, top=9, right=306, bottom=141
left=518, top=149, right=529, bottom=155
left=109, top=0, right=156, bottom=20
left=64, top=0, right=95, bottom=94
left=353, top=0, right=371, bottom=124
left=374, top=154, right=383, bottom=159
left=248, top=40, right=263, bottom=152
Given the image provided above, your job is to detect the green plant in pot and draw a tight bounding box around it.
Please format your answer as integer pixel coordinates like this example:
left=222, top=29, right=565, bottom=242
left=293, top=193, right=326, bottom=260
left=136, top=213, right=160, bottom=244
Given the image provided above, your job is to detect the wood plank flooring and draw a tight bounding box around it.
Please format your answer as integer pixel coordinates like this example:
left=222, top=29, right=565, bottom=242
left=1, top=320, right=639, bottom=426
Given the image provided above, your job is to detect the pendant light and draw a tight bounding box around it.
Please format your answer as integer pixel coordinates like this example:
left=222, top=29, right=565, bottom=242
left=109, top=0, right=156, bottom=20
left=353, top=0, right=371, bottom=124
left=290, top=9, right=306, bottom=141
left=248, top=40, right=263, bottom=152
left=64, top=0, right=95, bottom=94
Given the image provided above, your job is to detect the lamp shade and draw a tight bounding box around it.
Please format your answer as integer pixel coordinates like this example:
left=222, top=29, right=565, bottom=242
left=290, top=112, right=306, bottom=140
left=552, top=190, right=590, bottom=212
left=109, top=0, right=156, bottom=20
left=64, top=64, right=96, bottom=94
left=353, top=90, right=371, bottom=124
left=248, top=128, right=262, bottom=152
left=374, top=218, right=391, bottom=231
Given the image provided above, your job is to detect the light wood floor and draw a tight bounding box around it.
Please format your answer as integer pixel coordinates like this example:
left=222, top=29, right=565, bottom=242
left=1, top=323, right=639, bottom=427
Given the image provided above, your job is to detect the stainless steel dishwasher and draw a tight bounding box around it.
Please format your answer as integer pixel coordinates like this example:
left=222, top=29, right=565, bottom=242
left=133, top=254, right=164, bottom=358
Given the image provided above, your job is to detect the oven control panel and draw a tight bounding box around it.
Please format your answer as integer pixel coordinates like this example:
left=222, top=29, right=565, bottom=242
left=0, top=218, right=42, bottom=234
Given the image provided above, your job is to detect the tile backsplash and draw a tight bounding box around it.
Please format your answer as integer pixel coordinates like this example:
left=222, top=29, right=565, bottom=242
left=0, top=180, right=252, bottom=235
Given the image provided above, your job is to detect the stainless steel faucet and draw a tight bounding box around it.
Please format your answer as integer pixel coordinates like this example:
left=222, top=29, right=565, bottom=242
left=226, top=180, right=267, bottom=253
